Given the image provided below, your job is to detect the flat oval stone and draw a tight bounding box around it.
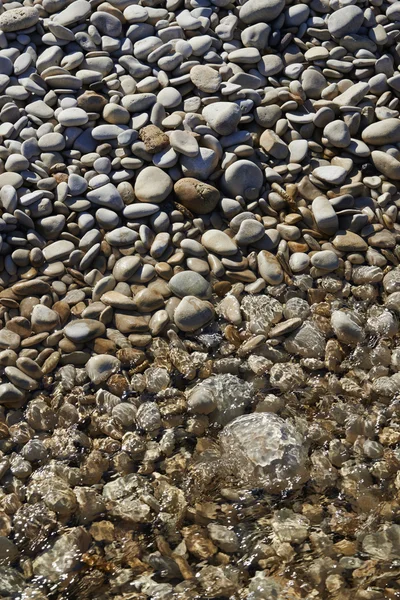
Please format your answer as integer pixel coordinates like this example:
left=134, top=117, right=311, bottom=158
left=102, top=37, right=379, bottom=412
left=86, top=354, right=121, bottom=385
left=134, top=166, right=172, bottom=203
left=12, top=279, right=51, bottom=296
left=313, top=166, right=347, bottom=186
left=42, top=240, right=75, bottom=263
left=174, top=178, right=219, bottom=214
left=371, top=151, right=400, bottom=180
left=362, top=119, right=400, bottom=145
left=0, top=7, right=39, bottom=31
left=26, top=100, right=54, bottom=120
left=123, top=203, right=160, bottom=219
left=203, top=102, right=241, bottom=136
left=58, top=108, right=88, bottom=126
left=169, top=271, right=212, bottom=299
left=310, top=250, right=340, bottom=271
left=101, top=291, right=136, bottom=310
left=331, top=311, right=365, bottom=345
left=87, top=183, right=124, bottom=211
left=201, top=230, right=238, bottom=256
left=312, top=196, right=339, bottom=236
left=174, top=296, right=214, bottom=332
left=5, top=366, right=38, bottom=391
left=257, top=250, right=284, bottom=285
left=105, top=227, right=137, bottom=246
left=54, top=0, right=91, bottom=26
left=332, top=230, right=368, bottom=252
left=240, top=0, right=285, bottom=25
left=64, top=319, right=106, bottom=343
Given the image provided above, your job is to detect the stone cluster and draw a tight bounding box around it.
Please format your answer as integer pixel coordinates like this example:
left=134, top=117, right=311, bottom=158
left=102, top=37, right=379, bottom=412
left=0, top=0, right=400, bottom=597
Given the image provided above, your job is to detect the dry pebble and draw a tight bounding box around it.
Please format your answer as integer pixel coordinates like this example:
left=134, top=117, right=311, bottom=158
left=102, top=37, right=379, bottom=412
left=0, top=0, right=400, bottom=597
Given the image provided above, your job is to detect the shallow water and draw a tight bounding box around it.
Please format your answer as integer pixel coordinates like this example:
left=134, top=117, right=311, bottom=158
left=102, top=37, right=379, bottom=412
left=2, top=322, right=400, bottom=600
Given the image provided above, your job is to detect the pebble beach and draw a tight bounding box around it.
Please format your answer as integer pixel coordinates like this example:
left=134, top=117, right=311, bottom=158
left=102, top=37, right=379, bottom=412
left=0, top=0, right=400, bottom=598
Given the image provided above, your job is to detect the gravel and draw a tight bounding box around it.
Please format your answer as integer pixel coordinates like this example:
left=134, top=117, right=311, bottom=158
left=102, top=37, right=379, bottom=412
left=1, top=0, right=400, bottom=597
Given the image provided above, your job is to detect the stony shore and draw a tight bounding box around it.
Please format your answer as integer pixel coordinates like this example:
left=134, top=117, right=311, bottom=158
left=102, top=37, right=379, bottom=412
left=0, top=0, right=400, bottom=598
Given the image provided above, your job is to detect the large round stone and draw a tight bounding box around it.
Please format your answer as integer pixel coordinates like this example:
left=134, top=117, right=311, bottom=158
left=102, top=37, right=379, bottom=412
left=220, top=413, right=309, bottom=493
left=174, top=178, right=219, bottom=214
left=134, top=167, right=173, bottom=203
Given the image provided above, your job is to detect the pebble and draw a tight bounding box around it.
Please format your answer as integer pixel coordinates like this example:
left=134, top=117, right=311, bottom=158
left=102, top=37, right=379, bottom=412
left=202, top=103, right=242, bottom=136
left=190, top=65, right=221, bottom=93
left=0, top=7, right=39, bottom=31
left=64, top=319, right=106, bottom=343
left=362, top=119, right=400, bottom=145
left=134, top=167, right=173, bottom=203
left=0, top=0, right=400, bottom=595
left=332, top=231, right=368, bottom=252
left=240, top=0, right=285, bottom=25
left=43, top=241, right=75, bottom=263
left=310, top=250, right=339, bottom=271
left=174, top=178, right=219, bottom=214
left=169, top=272, right=212, bottom=299
left=169, top=131, right=199, bottom=157
left=257, top=251, right=284, bottom=285
left=313, top=166, right=347, bottom=186
left=324, top=121, right=351, bottom=148
left=174, top=296, right=214, bottom=332
left=371, top=151, right=400, bottom=180
left=327, top=6, right=364, bottom=38
left=331, top=311, right=365, bottom=345
left=312, top=196, right=339, bottom=236
left=201, top=230, right=238, bottom=256
left=86, top=355, right=121, bottom=385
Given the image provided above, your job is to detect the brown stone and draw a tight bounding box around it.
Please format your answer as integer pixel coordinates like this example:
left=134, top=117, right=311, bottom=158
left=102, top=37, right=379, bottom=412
left=0, top=289, right=19, bottom=302
left=53, top=173, right=68, bottom=184
left=213, top=281, right=232, bottom=297
left=52, top=301, right=71, bottom=326
left=288, top=240, right=309, bottom=253
left=139, top=125, right=169, bottom=154
left=12, top=279, right=51, bottom=296
left=367, top=229, right=396, bottom=249
left=89, top=521, right=115, bottom=543
left=332, top=231, right=368, bottom=252
left=114, top=312, right=150, bottom=334
left=127, top=334, right=152, bottom=347
left=182, top=525, right=217, bottom=560
left=21, top=332, right=48, bottom=347
left=174, top=178, right=220, bottom=215
left=41, top=351, right=60, bottom=374
left=58, top=338, right=84, bottom=353
left=90, top=338, right=116, bottom=354
left=77, top=90, right=108, bottom=113
left=6, top=317, right=32, bottom=339
left=134, top=289, right=165, bottom=313
left=107, top=374, right=129, bottom=396
left=116, top=348, right=146, bottom=368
